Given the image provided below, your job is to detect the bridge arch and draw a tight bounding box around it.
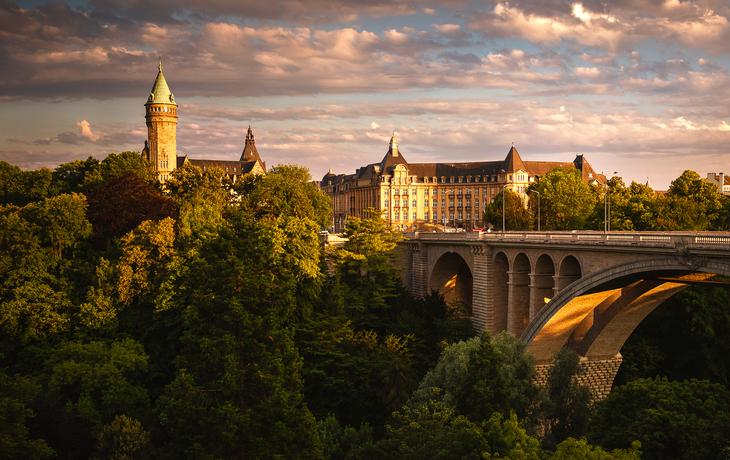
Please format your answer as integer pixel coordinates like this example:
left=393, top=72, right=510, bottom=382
left=493, top=251, right=509, bottom=332
left=522, top=257, right=730, bottom=364
left=531, top=253, right=556, bottom=319
left=428, top=251, right=474, bottom=308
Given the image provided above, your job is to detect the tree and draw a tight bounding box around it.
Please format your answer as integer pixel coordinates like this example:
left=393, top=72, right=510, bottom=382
left=377, top=400, right=491, bottom=460
left=659, top=170, right=726, bottom=230
left=455, top=332, right=509, bottom=423
left=535, top=167, right=597, bottom=230
left=98, top=152, right=157, bottom=184
left=235, top=164, right=332, bottom=228
left=85, top=173, right=179, bottom=245
left=49, top=157, right=102, bottom=195
left=91, top=415, right=154, bottom=460
left=615, top=285, right=730, bottom=389
left=493, top=332, right=542, bottom=428
left=329, top=208, right=404, bottom=330
left=540, top=348, right=594, bottom=450
left=0, top=369, right=55, bottom=459
left=0, top=161, right=52, bottom=206
left=483, top=189, right=532, bottom=231
left=155, top=210, right=320, bottom=459
left=550, top=437, right=642, bottom=460
left=588, top=377, right=730, bottom=460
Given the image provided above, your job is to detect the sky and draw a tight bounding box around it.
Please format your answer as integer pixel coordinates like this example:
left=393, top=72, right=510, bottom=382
left=1, top=0, right=729, bottom=190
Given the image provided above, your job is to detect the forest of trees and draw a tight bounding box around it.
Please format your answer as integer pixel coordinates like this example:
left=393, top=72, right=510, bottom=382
left=483, top=167, right=730, bottom=232
left=1, top=155, right=729, bottom=459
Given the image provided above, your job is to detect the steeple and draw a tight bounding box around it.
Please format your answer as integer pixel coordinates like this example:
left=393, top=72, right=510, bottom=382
left=146, top=58, right=177, bottom=107
left=389, top=132, right=399, bottom=157
left=502, top=143, right=526, bottom=173
left=240, top=125, right=263, bottom=163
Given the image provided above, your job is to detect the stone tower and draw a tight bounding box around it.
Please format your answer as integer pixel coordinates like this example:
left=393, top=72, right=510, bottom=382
left=144, top=59, right=178, bottom=182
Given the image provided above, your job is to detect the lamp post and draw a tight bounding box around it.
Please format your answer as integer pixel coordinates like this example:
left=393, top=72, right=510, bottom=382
left=530, top=190, right=540, bottom=231
left=443, top=217, right=448, bottom=232
left=603, top=172, right=619, bottom=233
left=501, top=185, right=509, bottom=234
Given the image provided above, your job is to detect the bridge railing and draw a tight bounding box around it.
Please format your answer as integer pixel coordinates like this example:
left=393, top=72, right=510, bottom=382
left=410, top=231, right=730, bottom=248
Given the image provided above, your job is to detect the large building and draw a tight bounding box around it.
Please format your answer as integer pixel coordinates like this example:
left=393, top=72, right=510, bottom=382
left=706, top=173, right=730, bottom=196
left=320, top=134, right=605, bottom=232
left=142, top=60, right=266, bottom=182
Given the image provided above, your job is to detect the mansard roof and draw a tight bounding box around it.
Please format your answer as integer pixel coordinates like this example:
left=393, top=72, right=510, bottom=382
left=146, top=59, right=177, bottom=107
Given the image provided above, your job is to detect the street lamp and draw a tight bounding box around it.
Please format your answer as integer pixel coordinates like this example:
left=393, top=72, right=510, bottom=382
left=530, top=190, right=540, bottom=231
left=443, top=217, right=448, bottom=232
left=501, top=185, right=509, bottom=234
left=603, top=172, right=619, bottom=233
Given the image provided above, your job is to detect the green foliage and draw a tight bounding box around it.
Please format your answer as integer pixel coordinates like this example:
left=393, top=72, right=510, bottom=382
left=92, top=415, right=154, bottom=460
left=41, top=338, right=150, bottom=434
left=49, top=156, right=102, bottom=195
left=330, top=208, right=404, bottom=329
left=588, top=377, right=730, bottom=460
left=0, top=161, right=52, bottom=206
left=540, top=348, right=594, bottom=450
left=409, top=337, right=481, bottom=410
left=534, top=167, right=597, bottom=230
left=455, top=331, right=509, bottom=422
left=235, top=163, right=332, bottom=228
left=378, top=400, right=491, bottom=460
left=483, top=188, right=532, bottom=231
left=98, top=152, right=157, bottom=184
left=155, top=209, right=321, bottom=459
left=493, top=332, right=542, bottom=427
left=616, top=285, right=730, bottom=388
left=549, top=438, right=642, bottom=460
left=317, top=415, right=375, bottom=460
left=0, top=369, right=55, bottom=459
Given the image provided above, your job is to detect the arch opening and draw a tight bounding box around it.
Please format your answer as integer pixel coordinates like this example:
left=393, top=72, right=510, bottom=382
left=531, top=254, right=556, bottom=320
left=429, top=252, right=473, bottom=308
left=493, top=252, right=509, bottom=333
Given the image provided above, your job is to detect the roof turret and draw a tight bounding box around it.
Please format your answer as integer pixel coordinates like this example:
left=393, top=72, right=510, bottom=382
left=240, top=125, right=263, bottom=163
left=502, top=143, right=526, bottom=173
left=145, top=59, right=177, bottom=107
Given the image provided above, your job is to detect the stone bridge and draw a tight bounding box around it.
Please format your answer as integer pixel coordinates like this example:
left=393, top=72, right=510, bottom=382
left=399, top=231, right=730, bottom=398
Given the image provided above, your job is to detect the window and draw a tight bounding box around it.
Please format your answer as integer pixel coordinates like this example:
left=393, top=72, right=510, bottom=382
left=412, top=200, right=417, bottom=207
left=402, top=189, right=408, bottom=195
left=433, top=189, right=438, bottom=196
left=424, top=177, right=429, bottom=183
left=424, top=200, right=429, bottom=207
left=458, top=177, right=463, bottom=183
left=449, top=200, right=454, bottom=207
left=475, top=198, right=479, bottom=207
left=450, top=212, right=455, bottom=220
left=442, top=189, right=447, bottom=195
left=466, top=212, right=471, bottom=219
left=475, top=211, right=479, bottom=219
left=395, top=212, right=400, bottom=221
left=441, top=199, right=445, bottom=207
left=458, top=212, right=463, bottom=220
left=412, top=212, right=417, bottom=220
left=509, top=175, right=512, bottom=180
left=384, top=199, right=389, bottom=206
left=441, top=211, right=445, bottom=220
left=458, top=200, right=462, bottom=207
left=450, top=177, right=455, bottom=183
left=395, top=200, right=399, bottom=207
left=425, top=212, right=429, bottom=220
left=384, top=211, right=389, bottom=218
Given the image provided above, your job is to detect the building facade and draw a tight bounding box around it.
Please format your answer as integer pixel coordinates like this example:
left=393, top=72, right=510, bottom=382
left=320, top=134, right=605, bottom=232
left=706, top=172, right=730, bottom=196
left=142, top=61, right=266, bottom=182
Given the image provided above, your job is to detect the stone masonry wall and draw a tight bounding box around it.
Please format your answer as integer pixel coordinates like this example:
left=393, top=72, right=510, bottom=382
left=535, top=355, right=623, bottom=401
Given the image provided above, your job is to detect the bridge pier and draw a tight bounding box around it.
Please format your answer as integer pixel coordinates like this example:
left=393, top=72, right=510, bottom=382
left=471, top=246, right=491, bottom=334
left=535, top=354, right=623, bottom=401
